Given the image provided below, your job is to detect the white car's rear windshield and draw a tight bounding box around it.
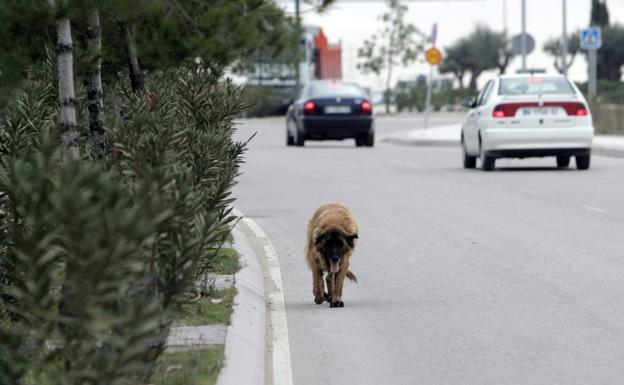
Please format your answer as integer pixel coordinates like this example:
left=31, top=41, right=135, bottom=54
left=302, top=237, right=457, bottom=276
left=499, top=77, right=575, bottom=96
left=308, top=82, right=365, bottom=98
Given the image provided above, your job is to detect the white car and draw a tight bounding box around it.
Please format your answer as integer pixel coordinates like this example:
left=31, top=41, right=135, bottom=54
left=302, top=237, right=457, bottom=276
left=461, top=74, right=594, bottom=171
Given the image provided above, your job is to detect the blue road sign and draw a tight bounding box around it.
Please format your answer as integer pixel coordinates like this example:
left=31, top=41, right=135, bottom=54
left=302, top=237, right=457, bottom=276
left=580, top=27, right=602, bottom=50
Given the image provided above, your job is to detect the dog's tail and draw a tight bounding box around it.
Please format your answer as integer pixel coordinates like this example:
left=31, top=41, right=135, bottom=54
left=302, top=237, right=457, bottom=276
left=346, top=270, right=358, bottom=283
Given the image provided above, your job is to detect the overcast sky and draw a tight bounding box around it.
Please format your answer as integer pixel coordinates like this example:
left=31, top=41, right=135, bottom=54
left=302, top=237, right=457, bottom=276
left=278, top=0, right=624, bottom=90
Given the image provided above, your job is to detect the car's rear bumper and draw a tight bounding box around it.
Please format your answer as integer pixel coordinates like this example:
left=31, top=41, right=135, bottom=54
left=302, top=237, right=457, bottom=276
left=302, top=116, right=373, bottom=140
left=481, top=126, right=594, bottom=157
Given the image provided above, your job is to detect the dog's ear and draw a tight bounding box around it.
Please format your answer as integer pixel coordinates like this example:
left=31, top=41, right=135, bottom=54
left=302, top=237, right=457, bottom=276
left=313, top=230, right=325, bottom=245
left=345, top=233, right=358, bottom=247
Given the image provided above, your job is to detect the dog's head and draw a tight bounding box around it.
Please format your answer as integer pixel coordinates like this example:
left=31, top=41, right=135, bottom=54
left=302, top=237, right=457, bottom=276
left=315, top=228, right=358, bottom=274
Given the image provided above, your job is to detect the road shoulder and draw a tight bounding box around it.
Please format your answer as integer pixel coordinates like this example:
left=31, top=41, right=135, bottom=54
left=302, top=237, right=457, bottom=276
left=217, top=209, right=293, bottom=385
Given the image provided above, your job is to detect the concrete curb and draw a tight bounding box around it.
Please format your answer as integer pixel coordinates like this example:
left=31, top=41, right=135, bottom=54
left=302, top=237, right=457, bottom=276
left=218, top=208, right=293, bottom=385
left=166, top=325, right=227, bottom=352
left=592, top=145, right=624, bottom=158
left=381, top=136, right=459, bottom=147
left=217, top=222, right=267, bottom=385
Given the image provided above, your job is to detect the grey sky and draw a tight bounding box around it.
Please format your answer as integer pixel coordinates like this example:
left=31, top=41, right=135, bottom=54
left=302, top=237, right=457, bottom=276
left=280, top=0, right=624, bottom=90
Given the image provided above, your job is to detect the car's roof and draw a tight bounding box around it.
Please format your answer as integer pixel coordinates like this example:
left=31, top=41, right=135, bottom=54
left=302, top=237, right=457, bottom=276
left=498, top=73, right=567, bottom=80
left=307, top=80, right=361, bottom=87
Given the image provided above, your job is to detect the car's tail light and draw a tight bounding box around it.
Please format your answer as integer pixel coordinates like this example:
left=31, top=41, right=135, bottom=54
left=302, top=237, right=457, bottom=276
left=492, top=102, right=589, bottom=118
left=304, top=101, right=315, bottom=115
left=361, top=100, right=372, bottom=115
left=575, top=103, right=588, bottom=116
left=492, top=106, right=507, bottom=118
left=492, top=104, right=519, bottom=118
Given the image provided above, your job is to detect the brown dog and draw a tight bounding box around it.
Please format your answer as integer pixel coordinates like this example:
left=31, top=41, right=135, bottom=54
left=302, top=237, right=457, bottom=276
left=306, top=203, right=358, bottom=308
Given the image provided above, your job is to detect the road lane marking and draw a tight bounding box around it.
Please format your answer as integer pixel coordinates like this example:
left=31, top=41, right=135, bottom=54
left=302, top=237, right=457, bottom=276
left=582, top=205, right=607, bottom=213
left=233, top=208, right=294, bottom=385
left=520, top=189, right=541, bottom=196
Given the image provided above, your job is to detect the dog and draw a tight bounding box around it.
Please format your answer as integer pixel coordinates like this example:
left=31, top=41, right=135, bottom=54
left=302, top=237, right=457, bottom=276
left=306, top=203, right=358, bottom=308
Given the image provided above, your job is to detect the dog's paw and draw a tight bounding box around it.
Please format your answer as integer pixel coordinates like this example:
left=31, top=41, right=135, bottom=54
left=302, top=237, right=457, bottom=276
left=314, top=296, right=325, bottom=305
left=324, top=292, right=331, bottom=302
left=330, top=301, right=344, bottom=308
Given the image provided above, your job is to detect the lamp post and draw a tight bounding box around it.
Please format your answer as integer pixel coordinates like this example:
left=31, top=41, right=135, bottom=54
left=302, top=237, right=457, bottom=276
left=560, top=0, right=568, bottom=75
left=295, top=0, right=301, bottom=95
left=521, top=0, right=527, bottom=71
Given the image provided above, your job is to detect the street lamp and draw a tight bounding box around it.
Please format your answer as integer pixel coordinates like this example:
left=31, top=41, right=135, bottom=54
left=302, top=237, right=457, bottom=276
left=561, top=0, right=568, bottom=75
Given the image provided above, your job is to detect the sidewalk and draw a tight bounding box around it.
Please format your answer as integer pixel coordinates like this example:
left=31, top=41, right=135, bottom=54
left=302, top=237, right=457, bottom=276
left=382, top=124, right=624, bottom=157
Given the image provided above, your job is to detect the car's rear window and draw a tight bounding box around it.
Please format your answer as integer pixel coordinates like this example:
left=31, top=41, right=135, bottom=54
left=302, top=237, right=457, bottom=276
left=499, top=77, right=575, bottom=96
left=308, top=82, right=364, bottom=98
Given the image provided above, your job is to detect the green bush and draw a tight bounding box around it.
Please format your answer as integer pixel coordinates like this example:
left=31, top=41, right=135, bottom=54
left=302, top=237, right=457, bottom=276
left=240, top=85, right=291, bottom=117
left=0, top=65, right=247, bottom=384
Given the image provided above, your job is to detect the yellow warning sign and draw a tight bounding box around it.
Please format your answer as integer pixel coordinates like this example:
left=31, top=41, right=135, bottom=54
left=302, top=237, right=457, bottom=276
left=425, top=47, right=443, bottom=65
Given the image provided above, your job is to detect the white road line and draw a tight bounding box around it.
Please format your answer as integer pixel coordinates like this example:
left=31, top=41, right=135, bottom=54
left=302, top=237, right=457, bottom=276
left=582, top=205, right=607, bottom=213
left=520, top=189, right=541, bottom=196
left=233, top=208, right=294, bottom=385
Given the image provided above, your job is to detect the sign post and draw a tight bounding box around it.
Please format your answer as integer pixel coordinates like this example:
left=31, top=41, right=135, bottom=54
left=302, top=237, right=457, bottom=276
left=424, top=24, right=442, bottom=129
left=580, top=27, right=602, bottom=100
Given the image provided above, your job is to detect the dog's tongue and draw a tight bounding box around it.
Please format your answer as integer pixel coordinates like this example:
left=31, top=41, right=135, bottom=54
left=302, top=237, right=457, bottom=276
left=330, top=261, right=340, bottom=274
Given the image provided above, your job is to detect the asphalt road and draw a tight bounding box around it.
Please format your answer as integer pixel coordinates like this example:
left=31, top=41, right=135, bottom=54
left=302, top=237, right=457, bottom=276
left=233, top=114, right=624, bottom=385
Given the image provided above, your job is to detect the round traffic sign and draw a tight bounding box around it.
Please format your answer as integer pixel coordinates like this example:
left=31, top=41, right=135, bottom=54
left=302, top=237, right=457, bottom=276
left=511, top=33, right=536, bottom=55
left=425, top=47, right=443, bottom=65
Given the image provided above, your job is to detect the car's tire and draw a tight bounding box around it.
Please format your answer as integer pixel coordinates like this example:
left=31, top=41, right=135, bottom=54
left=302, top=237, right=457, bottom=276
left=365, top=131, right=374, bottom=147
left=286, top=128, right=294, bottom=146
left=462, top=139, right=476, bottom=169
left=556, top=155, right=570, bottom=168
left=480, top=146, right=495, bottom=171
left=294, top=129, right=305, bottom=147
left=576, top=154, right=591, bottom=170
left=355, top=137, right=365, bottom=147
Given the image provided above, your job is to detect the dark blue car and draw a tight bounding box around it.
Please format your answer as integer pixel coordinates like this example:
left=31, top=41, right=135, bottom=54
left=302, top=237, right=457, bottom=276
left=286, top=81, right=374, bottom=147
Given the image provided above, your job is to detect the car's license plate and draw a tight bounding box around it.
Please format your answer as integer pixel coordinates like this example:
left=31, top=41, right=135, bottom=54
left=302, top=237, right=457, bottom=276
left=520, top=107, right=563, bottom=116
left=324, top=105, right=351, bottom=114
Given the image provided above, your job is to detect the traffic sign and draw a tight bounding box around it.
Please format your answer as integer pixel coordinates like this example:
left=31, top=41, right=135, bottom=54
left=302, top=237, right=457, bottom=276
left=580, top=27, right=602, bottom=50
left=425, top=47, right=442, bottom=65
left=511, top=33, right=535, bottom=55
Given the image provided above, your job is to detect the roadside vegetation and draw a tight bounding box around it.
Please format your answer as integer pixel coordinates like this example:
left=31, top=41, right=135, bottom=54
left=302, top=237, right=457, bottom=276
left=151, top=349, right=225, bottom=385
left=0, top=1, right=285, bottom=384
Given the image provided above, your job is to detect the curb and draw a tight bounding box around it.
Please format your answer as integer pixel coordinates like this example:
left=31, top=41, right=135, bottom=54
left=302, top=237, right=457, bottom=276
left=218, top=208, right=293, bottom=385
left=592, top=145, right=624, bottom=158
left=381, top=136, right=459, bottom=147
left=217, top=222, right=266, bottom=385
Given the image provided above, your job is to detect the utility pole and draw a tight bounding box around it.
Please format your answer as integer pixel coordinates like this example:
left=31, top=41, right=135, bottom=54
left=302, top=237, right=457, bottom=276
left=295, top=0, right=301, bottom=96
left=560, top=0, right=568, bottom=75
left=521, top=0, right=527, bottom=71
left=503, top=0, right=508, bottom=34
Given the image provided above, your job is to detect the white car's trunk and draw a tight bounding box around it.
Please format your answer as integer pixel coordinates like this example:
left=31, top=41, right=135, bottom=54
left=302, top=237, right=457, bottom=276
left=495, top=94, right=583, bottom=129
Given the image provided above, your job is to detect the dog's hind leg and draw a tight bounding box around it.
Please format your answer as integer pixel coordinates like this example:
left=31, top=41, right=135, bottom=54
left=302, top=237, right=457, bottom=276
left=313, top=267, right=325, bottom=304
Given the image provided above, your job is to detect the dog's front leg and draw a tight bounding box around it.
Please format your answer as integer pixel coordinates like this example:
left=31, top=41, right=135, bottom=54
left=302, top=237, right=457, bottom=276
left=330, top=266, right=348, bottom=308
left=325, top=273, right=334, bottom=302
left=313, top=267, right=325, bottom=304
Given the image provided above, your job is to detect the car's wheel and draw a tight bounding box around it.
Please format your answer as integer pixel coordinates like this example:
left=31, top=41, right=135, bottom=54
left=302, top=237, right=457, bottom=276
left=576, top=154, right=591, bottom=170
left=365, top=130, right=375, bottom=147
left=556, top=155, right=570, bottom=168
left=294, top=128, right=305, bottom=147
left=480, top=145, right=495, bottom=171
left=355, top=137, right=365, bottom=147
left=286, top=126, right=294, bottom=146
left=462, top=138, right=476, bottom=169
left=481, top=150, right=496, bottom=171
